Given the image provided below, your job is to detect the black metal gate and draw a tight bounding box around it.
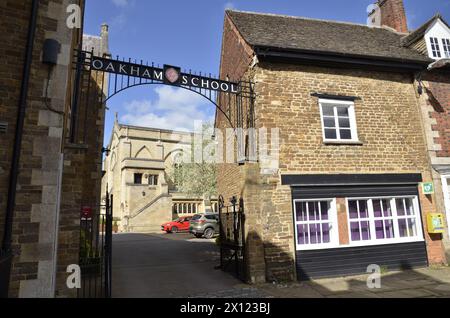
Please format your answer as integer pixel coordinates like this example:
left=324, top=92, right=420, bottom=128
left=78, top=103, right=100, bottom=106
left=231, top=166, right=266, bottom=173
left=218, top=196, right=247, bottom=282
left=78, top=192, right=113, bottom=298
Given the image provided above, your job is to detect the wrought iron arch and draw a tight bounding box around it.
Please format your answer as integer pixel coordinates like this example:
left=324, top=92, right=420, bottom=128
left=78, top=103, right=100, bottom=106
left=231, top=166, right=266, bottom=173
left=70, top=49, right=255, bottom=144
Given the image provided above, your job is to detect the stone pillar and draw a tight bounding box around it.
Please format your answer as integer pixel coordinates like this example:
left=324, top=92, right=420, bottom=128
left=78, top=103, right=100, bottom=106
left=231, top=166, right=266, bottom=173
left=242, top=163, right=266, bottom=284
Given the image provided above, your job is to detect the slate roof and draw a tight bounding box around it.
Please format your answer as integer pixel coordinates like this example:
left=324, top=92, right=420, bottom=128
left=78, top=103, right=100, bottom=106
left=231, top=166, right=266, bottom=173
left=226, top=10, right=431, bottom=64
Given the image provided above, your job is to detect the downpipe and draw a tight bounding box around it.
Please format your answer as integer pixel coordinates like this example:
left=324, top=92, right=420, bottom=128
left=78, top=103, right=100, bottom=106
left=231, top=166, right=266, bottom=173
left=1, top=0, right=40, bottom=298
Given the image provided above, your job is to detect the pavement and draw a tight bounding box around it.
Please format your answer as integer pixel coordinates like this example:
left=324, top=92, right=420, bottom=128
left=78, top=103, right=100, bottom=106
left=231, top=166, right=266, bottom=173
left=112, top=232, right=450, bottom=298
left=112, top=232, right=248, bottom=298
left=257, top=267, right=450, bottom=298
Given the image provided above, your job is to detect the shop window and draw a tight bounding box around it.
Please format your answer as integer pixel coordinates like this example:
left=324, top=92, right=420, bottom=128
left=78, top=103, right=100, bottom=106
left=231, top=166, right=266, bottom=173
left=346, top=196, right=423, bottom=246
left=134, top=173, right=143, bottom=184
left=395, top=198, right=418, bottom=238
left=319, top=99, right=358, bottom=142
left=348, top=200, right=371, bottom=241
left=293, top=199, right=338, bottom=250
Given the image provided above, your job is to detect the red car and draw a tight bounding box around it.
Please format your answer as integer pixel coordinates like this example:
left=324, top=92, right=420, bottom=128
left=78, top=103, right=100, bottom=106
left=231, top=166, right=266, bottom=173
left=161, top=216, right=192, bottom=233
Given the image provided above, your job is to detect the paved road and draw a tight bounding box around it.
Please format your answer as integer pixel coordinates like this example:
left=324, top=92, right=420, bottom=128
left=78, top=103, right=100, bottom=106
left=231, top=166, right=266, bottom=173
left=112, top=232, right=243, bottom=298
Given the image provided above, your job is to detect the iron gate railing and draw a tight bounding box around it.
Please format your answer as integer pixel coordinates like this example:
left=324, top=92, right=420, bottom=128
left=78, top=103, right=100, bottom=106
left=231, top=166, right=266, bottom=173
left=218, top=196, right=247, bottom=282
left=78, top=193, right=113, bottom=298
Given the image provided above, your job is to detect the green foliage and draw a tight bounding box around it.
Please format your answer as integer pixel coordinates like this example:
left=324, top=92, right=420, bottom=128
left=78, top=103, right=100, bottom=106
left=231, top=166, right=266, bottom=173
left=169, top=122, right=217, bottom=199
left=79, top=229, right=101, bottom=264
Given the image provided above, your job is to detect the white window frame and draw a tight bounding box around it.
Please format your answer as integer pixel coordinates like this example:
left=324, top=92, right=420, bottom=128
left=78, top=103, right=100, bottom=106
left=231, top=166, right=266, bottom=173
left=318, top=99, right=359, bottom=143
left=430, top=37, right=442, bottom=58
left=293, top=198, right=339, bottom=251
left=442, top=38, right=450, bottom=58
left=345, top=196, right=424, bottom=248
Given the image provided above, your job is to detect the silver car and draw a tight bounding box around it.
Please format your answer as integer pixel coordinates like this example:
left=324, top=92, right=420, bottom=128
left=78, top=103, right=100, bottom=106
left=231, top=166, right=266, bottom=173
left=189, top=213, right=219, bottom=239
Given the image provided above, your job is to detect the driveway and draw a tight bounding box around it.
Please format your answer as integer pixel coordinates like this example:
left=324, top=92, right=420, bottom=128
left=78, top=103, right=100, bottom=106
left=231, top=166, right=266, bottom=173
left=112, top=233, right=245, bottom=298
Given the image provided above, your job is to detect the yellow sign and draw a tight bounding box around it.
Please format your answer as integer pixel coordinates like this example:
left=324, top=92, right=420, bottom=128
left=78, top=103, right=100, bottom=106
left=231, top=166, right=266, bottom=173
left=427, top=213, right=445, bottom=234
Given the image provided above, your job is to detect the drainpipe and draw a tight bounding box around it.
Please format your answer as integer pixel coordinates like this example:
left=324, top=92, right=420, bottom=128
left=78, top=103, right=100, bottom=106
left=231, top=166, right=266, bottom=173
left=1, top=0, right=40, bottom=297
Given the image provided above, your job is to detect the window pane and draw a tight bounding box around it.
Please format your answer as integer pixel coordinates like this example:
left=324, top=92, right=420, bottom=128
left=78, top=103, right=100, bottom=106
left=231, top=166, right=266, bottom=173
left=297, top=224, right=308, bottom=245
left=350, top=222, right=361, bottom=241
left=309, top=224, right=320, bottom=244
left=348, top=200, right=358, bottom=219
left=405, top=198, right=415, bottom=216
left=322, top=105, right=334, bottom=116
left=320, top=201, right=329, bottom=220
left=407, top=219, right=417, bottom=237
left=338, top=117, right=351, bottom=128
left=396, top=199, right=405, bottom=216
left=359, top=200, right=369, bottom=218
left=383, top=200, right=392, bottom=217
left=308, top=202, right=319, bottom=221
left=398, top=219, right=408, bottom=237
left=385, top=220, right=394, bottom=239
left=375, top=220, right=384, bottom=239
left=322, top=223, right=330, bottom=243
left=373, top=199, right=382, bottom=218
left=361, top=221, right=371, bottom=240
left=339, top=129, right=352, bottom=140
left=325, top=129, right=337, bottom=139
left=323, top=117, right=336, bottom=128
left=337, top=107, right=349, bottom=117
left=296, top=202, right=307, bottom=221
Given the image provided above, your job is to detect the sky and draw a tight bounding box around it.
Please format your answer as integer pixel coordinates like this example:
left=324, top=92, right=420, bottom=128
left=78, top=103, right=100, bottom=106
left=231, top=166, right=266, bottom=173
left=83, top=0, right=450, bottom=145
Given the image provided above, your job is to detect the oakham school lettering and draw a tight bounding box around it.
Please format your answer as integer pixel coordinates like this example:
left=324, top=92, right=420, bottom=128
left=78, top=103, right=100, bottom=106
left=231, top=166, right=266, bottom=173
left=91, top=56, right=239, bottom=93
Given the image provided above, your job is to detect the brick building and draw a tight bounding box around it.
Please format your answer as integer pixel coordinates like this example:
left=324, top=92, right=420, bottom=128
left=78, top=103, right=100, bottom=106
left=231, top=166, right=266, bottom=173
left=401, top=14, right=450, bottom=258
left=216, top=0, right=448, bottom=283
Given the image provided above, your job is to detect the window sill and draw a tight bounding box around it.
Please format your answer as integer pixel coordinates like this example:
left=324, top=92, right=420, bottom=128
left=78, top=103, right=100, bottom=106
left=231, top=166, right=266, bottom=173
left=323, top=140, right=363, bottom=146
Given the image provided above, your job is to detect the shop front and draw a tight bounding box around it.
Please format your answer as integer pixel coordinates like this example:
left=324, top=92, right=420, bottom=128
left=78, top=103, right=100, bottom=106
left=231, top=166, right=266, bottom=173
left=283, top=174, right=429, bottom=280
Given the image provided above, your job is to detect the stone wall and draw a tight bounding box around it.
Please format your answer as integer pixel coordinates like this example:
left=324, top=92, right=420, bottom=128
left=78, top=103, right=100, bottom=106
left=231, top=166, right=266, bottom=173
left=0, top=0, right=83, bottom=297
left=217, top=10, right=446, bottom=283
left=252, top=62, right=446, bottom=279
left=56, top=40, right=108, bottom=297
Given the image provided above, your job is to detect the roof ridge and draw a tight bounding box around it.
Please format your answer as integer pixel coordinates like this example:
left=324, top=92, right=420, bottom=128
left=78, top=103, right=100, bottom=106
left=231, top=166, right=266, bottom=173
left=118, top=122, right=194, bottom=135
left=226, top=9, right=385, bottom=30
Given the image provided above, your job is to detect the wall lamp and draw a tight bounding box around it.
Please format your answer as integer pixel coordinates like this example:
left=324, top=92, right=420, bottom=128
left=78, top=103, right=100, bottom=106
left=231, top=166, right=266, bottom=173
left=102, top=147, right=111, bottom=156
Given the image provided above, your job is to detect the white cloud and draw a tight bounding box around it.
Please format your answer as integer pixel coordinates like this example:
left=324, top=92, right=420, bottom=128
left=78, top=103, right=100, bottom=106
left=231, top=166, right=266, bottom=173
left=112, top=0, right=129, bottom=7
left=110, top=13, right=127, bottom=29
left=224, top=2, right=235, bottom=10
left=120, top=86, right=214, bottom=132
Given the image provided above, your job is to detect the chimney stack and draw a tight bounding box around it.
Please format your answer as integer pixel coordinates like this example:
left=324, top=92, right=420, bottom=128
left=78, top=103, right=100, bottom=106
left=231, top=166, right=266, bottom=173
left=368, top=0, right=408, bottom=33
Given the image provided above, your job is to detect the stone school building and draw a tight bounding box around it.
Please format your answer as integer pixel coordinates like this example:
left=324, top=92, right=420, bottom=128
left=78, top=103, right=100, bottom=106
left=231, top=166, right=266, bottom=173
left=101, top=119, right=218, bottom=233
left=217, top=1, right=450, bottom=283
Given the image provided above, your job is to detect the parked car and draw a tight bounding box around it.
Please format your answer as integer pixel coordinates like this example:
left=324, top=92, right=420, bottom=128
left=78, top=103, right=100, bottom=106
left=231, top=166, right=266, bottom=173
left=161, top=216, right=191, bottom=233
left=189, top=213, right=219, bottom=239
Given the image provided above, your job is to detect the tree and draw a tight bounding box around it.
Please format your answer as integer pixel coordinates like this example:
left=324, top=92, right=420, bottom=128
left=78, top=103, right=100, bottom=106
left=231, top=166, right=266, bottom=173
left=168, top=122, right=217, bottom=201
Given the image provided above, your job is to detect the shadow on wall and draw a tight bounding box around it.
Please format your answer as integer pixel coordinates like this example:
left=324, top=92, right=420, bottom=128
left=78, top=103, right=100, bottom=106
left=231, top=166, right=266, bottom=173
left=243, top=231, right=296, bottom=284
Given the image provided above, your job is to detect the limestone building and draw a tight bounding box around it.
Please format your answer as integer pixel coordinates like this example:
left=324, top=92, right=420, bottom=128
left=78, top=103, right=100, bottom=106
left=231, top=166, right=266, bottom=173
left=217, top=1, right=448, bottom=283
left=102, top=119, right=218, bottom=233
